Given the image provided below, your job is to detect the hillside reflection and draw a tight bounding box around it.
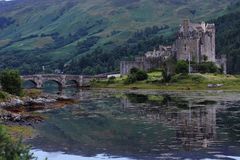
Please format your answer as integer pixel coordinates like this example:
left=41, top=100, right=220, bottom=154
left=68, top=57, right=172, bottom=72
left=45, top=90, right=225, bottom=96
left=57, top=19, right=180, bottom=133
left=29, top=90, right=240, bottom=159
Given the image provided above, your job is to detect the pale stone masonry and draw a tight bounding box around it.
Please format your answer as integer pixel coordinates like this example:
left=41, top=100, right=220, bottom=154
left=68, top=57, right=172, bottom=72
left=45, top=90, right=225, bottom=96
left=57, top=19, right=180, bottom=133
left=173, top=19, right=216, bottom=63
left=120, top=20, right=227, bottom=75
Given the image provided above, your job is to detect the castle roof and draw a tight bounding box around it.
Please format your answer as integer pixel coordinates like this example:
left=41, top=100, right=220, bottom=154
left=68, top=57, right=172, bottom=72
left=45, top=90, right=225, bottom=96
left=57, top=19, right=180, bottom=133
left=179, top=20, right=215, bottom=33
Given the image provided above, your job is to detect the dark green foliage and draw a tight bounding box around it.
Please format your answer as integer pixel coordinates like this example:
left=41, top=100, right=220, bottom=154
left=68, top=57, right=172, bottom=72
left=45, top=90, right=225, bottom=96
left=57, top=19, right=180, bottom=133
left=135, top=70, right=148, bottom=81
left=198, top=62, right=219, bottom=73
left=0, top=17, right=15, bottom=29
left=76, top=36, right=100, bottom=53
left=0, top=126, right=34, bottom=160
left=124, top=74, right=137, bottom=84
left=107, top=76, right=116, bottom=84
left=130, top=68, right=139, bottom=74
left=62, top=9, right=240, bottom=75
left=212, top=11, right=240, bottom=74
left=162, top=59, right=176, bottom=83
left=162, top=69, right=172, bottom=83
left=170, top=74, right=188, bottom=83
left=0, top=91, right=8, bottom=101
left=130, top=68, right=148, bottom=81
left=0, top=0, right=239, bottom=75
left=176, top=60, right=188, bottom=74
left=170, top=74, right=205, bottom=83
left=203, top=55, right=208, bottom=62
left=0, top=69, right=22, bottom=96
left=124, top=68, right=148, bottom=84
left=191, top=75, right=205, bottom=83
left=126, top=93, right=148, bottom=103
left=64, top=27, right=175, bottom=75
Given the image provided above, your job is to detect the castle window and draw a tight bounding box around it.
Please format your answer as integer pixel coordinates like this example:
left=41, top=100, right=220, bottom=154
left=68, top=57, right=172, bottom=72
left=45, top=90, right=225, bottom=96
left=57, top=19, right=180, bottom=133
left=184, top=44, right=187, bottom=51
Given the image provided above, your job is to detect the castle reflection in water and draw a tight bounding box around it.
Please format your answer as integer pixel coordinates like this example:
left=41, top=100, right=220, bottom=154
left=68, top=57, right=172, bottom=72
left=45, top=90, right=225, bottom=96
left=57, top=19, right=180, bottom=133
left=121, top=94, right=218, bottom=151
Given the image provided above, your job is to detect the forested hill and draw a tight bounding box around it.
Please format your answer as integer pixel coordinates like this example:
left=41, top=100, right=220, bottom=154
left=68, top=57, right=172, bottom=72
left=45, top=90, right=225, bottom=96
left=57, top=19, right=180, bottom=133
left=214, top=9, right=240, bottom=74
left=0, top=0, right=240, bottom=74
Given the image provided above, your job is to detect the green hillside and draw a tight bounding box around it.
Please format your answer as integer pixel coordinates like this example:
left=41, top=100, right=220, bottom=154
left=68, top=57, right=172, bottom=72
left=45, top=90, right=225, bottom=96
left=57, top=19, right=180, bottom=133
left=0, top=0, right=239, bottom=74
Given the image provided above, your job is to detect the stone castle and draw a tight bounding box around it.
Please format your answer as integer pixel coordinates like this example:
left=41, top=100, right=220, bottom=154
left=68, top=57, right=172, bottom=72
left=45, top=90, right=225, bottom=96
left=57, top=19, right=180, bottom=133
left=120, top=20, right=227, bottom=75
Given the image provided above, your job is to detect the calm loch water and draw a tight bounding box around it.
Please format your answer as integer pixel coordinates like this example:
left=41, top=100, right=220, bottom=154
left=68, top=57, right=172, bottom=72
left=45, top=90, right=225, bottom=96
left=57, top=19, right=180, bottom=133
left=29, top=89, right=240, bottom=160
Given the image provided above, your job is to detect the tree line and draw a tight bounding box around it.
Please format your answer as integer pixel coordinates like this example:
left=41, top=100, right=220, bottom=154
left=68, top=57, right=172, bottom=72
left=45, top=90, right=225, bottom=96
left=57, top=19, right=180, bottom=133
left=64, top=25, right=174, bottom=75
left=213, top=11, right=240, bottom=74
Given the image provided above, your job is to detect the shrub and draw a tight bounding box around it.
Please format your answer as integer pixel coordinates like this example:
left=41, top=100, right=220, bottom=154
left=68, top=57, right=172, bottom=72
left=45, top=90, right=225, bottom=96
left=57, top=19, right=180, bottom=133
left=0, top=69, right=23, bottom=96
left=198, top=62, right=219, bottom=73
left=191, top=75, right=205, bottom=83
left=170, top=74, right=189, bottom=83
left=124, top=74, right=137, bottom=84
left=135, top=70, right=148, bottom=81
left=176, top=60, right=188, bottom=74
left=124, top=68, right=148, bottom=84
left=0, top=125, right=34, bottom=160
left=130, top=68, right=139, bottom=74
left=203, top=55, right=208, bottom=62
left=107, top=76, right=116, bottom=84
left=161, top=59, right=176, bottom=83
left=162, top=69, right=172, bottom=83
left=0, top=91, right=9, bottom=101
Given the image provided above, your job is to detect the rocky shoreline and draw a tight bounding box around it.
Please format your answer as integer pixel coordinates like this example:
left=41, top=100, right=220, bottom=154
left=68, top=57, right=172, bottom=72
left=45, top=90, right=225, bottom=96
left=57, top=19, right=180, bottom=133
left=0, top=93, right=76, bottom=125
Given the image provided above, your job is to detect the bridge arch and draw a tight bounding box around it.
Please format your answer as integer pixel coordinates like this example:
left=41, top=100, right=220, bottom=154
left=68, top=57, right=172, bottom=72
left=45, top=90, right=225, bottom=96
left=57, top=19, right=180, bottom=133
left=21, top=74, right=97, bottom=89
left=42, top=79, right=64, bottom=90
left=65, top=79, right=80, bottom=88
left=23, top=80, right=38, bottom=89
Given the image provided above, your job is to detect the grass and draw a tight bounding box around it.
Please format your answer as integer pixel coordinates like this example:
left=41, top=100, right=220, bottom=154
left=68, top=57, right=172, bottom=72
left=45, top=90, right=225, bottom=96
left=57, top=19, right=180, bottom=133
left=0, top=0, right=239, bottom=69
left=23, top=89, right=42, bottom=98
left=92, top=72, right=240, bottom=91
left=4, top=125, right=36, bottom=141
left=0, top=91, right=11, bottom=102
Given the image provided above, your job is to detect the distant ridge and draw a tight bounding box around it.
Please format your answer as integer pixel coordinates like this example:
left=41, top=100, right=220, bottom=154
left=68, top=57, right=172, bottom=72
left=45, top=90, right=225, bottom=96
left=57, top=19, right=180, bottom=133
left=0, top=0, right=239, bottom=74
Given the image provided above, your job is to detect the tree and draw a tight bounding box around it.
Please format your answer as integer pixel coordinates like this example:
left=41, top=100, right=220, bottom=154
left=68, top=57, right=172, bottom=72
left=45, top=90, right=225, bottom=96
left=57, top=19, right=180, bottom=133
left=124, top=74, right=137, bottom=84
left=0, top=69, right=23, bottom=96
left=124, top=68, right=148, bottom=84
left=198, top=62, right=219, bottom=73
left=135, top=70, right=148, bottom=81
left=130, top=68, right=139, bottom=74
left=162, top=58, right=176, bottom=82
left=176, top=60, right=188, bottom=74
left=162, top=68, right=172, bottom=83
left=0, top=125, right=34, bottom=160
left=107, top=76, right=116, bottom=84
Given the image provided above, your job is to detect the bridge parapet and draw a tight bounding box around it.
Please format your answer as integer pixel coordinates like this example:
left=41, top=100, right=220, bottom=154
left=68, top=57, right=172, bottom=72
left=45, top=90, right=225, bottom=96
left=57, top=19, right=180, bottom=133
left=21, top=74, right=96, bottom=89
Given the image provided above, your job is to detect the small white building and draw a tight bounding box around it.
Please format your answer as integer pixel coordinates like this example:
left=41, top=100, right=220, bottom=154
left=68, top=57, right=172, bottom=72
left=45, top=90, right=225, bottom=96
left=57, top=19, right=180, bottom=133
left=107, top=74, right=121, bottom=79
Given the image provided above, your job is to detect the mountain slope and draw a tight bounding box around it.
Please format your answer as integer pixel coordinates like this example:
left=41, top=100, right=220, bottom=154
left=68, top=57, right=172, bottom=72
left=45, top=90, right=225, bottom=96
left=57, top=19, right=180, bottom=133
left=214, top=8, right=240, bottom=73
left=0, top=0, right=239, bottom=74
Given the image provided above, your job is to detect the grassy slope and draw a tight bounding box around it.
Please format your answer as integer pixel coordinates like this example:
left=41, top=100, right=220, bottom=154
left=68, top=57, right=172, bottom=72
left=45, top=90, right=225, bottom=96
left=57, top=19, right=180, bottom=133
left=92, top=72, right=240, bottom=91
left=0, top=0, right=239, bottom=70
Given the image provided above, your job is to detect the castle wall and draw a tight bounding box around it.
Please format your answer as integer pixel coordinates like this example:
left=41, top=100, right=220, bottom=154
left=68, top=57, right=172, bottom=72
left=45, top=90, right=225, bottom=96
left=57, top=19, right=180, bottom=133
left=201, top=31, right=216, bottom=62
left=120, top=61, right=145, bottom=75
left=175, top=38, right=200, bottom=63
left=120, top=58, right=162, bottom=75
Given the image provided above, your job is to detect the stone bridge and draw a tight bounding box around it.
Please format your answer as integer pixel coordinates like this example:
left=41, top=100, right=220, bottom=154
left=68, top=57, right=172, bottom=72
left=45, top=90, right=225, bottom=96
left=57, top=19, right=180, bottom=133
left=21, top=74, right=104, bottom=89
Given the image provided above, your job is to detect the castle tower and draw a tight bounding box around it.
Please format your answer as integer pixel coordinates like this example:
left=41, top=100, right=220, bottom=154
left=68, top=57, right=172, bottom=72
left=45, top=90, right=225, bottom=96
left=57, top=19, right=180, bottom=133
left=174, top=20, right=216, bottom=63
left=183, top=19, right=190, bottom=35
